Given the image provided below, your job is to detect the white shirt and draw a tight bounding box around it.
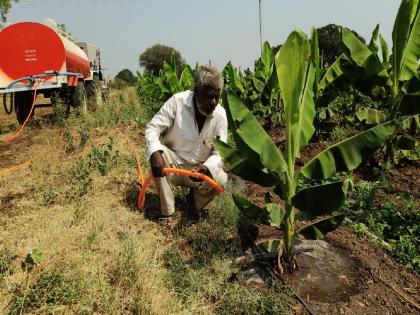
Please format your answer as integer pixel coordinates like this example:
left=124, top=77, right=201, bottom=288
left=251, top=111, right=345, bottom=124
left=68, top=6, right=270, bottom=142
left=145, top=90, right=228, bottom=178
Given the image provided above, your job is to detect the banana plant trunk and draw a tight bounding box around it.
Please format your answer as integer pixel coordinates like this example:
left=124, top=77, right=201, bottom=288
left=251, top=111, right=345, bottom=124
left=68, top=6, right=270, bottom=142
left=281, top=201, right=295, bottom=269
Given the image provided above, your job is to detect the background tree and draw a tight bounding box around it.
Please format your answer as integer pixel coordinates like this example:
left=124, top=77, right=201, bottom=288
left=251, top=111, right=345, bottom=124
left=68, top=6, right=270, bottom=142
left=115, top=68, right=136, bottom=85
left=317, top=24, right=365, bottom=66
left=0, top=0, right=18, bottom=25
left=139, top=44, right=184, bottom=75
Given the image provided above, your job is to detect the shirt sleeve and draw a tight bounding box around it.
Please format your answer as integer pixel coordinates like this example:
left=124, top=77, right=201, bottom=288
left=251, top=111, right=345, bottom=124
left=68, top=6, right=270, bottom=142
left=203, top=109, right=228, bottom=178
left=144, top=96, right=176, bottom=160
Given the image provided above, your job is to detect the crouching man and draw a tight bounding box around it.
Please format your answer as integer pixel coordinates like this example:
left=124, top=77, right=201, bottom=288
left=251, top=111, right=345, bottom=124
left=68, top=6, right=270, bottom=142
left=144, top=64, right=228, bottom=220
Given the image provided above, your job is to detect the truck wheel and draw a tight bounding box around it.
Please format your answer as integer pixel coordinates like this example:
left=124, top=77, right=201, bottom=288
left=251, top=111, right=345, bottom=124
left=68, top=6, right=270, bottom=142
left=14, top=91, right=35, bottom=125
left=86, top=78, right=102, bottom=111
left=72, top=81, right=87, bottom=113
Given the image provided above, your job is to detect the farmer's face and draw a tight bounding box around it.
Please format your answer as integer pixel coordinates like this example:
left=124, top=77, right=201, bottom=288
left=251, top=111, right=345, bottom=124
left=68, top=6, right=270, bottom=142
left=195, top=86, right=221, bottom=116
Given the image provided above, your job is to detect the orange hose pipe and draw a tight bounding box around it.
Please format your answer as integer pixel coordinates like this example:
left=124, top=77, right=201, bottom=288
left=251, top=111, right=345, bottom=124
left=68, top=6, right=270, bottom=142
left=0, top=146, right=46, bottom=177
left=137, top=167, right=223, bottom=209
left=1, top=80, right=40, bottom=143
left=0, top=157, right=33, bottom=177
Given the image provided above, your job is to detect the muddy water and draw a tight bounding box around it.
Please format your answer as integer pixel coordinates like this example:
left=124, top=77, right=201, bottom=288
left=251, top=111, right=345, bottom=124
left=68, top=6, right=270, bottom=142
left=284, top=239, right=361, bottom=302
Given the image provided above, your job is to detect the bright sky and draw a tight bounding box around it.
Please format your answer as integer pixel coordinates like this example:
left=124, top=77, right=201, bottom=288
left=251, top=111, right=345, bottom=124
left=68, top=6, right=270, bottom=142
left=6, top=0, right=401, bottom=78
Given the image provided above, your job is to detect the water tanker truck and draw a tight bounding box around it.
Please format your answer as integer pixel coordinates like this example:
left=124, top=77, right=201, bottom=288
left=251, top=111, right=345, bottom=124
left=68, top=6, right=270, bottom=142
left=0, top=19, right=107, bottom=123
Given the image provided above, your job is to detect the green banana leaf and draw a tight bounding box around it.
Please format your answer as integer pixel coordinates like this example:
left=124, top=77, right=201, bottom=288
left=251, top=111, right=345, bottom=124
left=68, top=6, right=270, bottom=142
left=261, top=41, right=274, bottom=79
left=275, top=29, right=315, bottom=159
left=265, top=203, right=286, bottom=226
left=225, top=63, right=245, bottom=94
left=356, top=108, right=388, bottom=124
left=259, top=239, right=282, bottom=255
left=224, top=90, right=288, bottom=175
left=405, top=73, right=420, bottom=93
left=232, top=194, right=269, bottom=224
left=394, top=0, right=420, bottom=82
left=180, top=65, right=195, bottom=90
left=399, top=93, right=420, bottom=114
left=311, top=27, right=321, bottom=97
left=396, top=135, right=418, bottom=150
left=402, top=114, right=420, bottom=129
left=301, top=121, right=396, bottom=179
left=292, top=181, right=350, bottom=219
left=296, top=215, right=345, bottom=240
left=379, top=34, right=390, bottom=64
left=214, top=138, right=278, bottom=187
left=319, top=54, right=345, bottom=92
left=369, top=24, right=380, bottom=54
left=342, top=28, right=389, bottom=83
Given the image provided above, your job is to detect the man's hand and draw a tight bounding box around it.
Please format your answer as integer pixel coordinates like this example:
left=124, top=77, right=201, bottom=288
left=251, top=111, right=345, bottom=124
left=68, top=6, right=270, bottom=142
left=190, top=165, right=210, bottom=182
left=150, top=151, right=165, bottom=177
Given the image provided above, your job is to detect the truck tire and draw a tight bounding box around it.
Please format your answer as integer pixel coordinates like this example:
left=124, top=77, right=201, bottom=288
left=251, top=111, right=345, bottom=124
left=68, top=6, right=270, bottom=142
left=72, top=81, right=87, bottom=113
left=86, top=77, right=102, bottom=111
left=14, top=91, right=35, bottom=125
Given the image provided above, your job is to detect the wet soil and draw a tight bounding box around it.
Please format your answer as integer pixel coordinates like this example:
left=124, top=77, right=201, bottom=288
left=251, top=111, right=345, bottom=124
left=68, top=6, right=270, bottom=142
left=285, top=239, right=364, bottom=303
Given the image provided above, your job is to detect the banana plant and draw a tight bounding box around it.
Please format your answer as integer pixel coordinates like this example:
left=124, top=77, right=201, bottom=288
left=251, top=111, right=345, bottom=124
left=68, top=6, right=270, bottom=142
left=341, top=0, right=420, bottom=160
left=137, top=54, right=195, bottom=115
left=215, top=29, right=396, bottom=272
left=223, top=42, right=283, bottom=125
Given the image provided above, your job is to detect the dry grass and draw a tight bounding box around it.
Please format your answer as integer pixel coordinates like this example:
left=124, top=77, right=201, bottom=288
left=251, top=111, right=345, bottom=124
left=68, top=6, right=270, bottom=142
left=0, top=88, right=292, bottom=314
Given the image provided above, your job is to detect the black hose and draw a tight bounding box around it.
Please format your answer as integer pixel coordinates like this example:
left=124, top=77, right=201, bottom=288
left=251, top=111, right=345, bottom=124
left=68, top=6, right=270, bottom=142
left=3, top=93, right=14, bottom=114
left=238, top=220, right=317, bottom=315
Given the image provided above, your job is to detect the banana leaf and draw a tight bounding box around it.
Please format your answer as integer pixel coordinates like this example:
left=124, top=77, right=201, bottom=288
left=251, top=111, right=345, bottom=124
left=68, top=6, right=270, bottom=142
left=297, top=215, right=345, bottom=240
left=318, top=54, right=345, bottom=92
left=311, top=27, right=320, bottom=97
left=342, top=28, right=389, bottom=84
left=399, top=93, right=420, bottom=114
left=232, top=194, right=269, bottom=224
left=180, top=65, right=195, bottom=90
left=379, top=34, right=390, bottom=64
left=356, top=108, right=388, bottom=124
left=368, top=24, right=380, bottom=54
left=301, top=121, right=396, bottom=179
left=214, top=138, right=278, bottom=187
left=261, top=41, right=274, bottom=79
left=292, top=181, right=350, bottom=219
left=259, top=239, right=282, bottom=255
left=265, top=203, right=286, bottom=226
left=402, top=114, right=420, bottom=129
left=224, top=90, right=288, bottom=175
left=394, top=0, right=420, bottom=82
left=396, top=135, right=418, bottom=150
left=275, top=30, right=315, bottom=159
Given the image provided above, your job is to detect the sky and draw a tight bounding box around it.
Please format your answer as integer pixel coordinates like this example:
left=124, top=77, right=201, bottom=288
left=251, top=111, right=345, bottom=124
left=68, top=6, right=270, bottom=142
left=5, top=0, right=401, bottom=79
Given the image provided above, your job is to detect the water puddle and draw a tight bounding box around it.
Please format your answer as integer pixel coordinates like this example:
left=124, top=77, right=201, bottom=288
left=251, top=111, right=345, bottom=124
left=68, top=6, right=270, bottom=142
left=284, top=239, right=361, bottom=302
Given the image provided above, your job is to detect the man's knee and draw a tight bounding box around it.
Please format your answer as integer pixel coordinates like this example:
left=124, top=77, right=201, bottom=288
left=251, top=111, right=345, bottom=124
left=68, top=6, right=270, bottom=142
left=214, top=170, right=228, bottom=188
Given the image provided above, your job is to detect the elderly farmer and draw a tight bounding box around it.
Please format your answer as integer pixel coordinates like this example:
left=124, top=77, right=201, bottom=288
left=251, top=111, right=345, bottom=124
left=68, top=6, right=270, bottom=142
left=145, top=64, right=228, bottom=219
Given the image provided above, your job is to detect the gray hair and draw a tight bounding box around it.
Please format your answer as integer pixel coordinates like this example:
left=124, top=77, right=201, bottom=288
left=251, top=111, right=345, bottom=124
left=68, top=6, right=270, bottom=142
left=195, top=64, right=224, bottom=91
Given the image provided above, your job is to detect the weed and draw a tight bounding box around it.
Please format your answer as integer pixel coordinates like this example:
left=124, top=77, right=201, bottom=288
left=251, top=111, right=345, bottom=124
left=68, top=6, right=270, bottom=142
left=7, top=271, right=80, bottom=314
left=63, top=129, right=90, bottom=153
left=52, top=97, right=69, bottom=126
left=0, top=249, right=14, bottom=281
left=65, top=137, right=120, bottom=200
left=344, top=181, right=419, bottom=270
left=108, top=237, right=139, bottom=289
left=330, top=126, right=348, bottom=142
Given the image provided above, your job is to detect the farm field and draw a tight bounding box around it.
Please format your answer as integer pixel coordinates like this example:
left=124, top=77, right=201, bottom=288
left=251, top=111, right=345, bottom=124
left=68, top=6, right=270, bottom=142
left=1, top=0, right=419, bottom=314
left=0, top=87, right=418, bottom=314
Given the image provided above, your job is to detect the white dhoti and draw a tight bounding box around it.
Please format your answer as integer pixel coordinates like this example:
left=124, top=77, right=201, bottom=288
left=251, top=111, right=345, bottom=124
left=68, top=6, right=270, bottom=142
left=153, top=145, right=228, bottom=216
